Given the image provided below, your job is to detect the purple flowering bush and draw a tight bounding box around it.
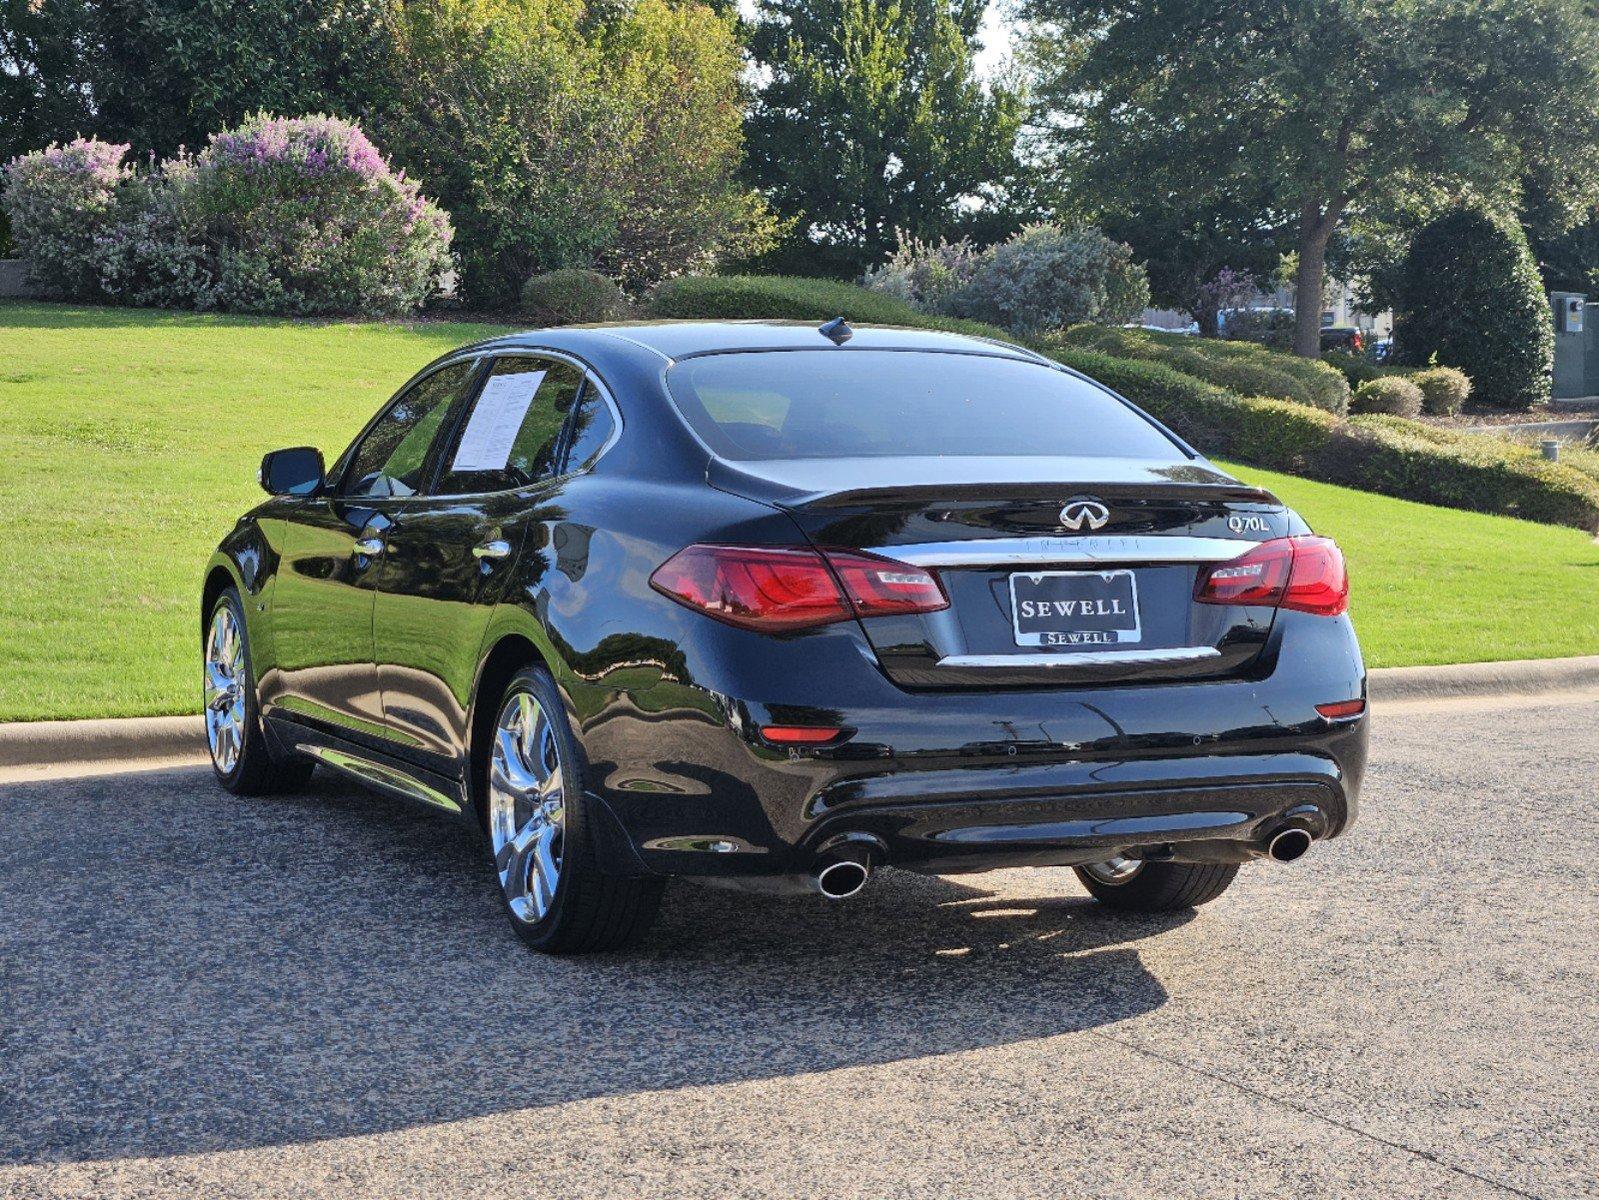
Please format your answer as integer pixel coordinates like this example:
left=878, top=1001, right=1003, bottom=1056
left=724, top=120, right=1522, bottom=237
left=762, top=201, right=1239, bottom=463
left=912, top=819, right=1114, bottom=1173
left=185, top=114, right=453, bottom=315
left=2, top=116, right=454, bottom=316
left=2, top=139, right=132, bottom=298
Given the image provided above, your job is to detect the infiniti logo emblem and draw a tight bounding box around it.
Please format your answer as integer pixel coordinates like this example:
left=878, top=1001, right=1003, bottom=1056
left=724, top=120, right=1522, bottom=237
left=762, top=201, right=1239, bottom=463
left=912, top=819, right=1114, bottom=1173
left=1059, top=496, right=1111, bottom=531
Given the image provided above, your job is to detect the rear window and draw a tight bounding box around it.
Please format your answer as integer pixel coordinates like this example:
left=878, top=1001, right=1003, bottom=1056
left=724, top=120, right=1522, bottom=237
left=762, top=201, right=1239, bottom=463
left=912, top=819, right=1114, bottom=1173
left=664, top=350, right=1183, bottom=461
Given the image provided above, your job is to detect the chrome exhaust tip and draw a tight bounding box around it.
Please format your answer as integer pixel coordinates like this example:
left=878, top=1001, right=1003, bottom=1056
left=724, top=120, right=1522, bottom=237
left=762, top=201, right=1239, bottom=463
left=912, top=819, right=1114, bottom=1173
left=813, top=846, right=874, bottom=900
left=1265, top=827, right=1314, bottom=864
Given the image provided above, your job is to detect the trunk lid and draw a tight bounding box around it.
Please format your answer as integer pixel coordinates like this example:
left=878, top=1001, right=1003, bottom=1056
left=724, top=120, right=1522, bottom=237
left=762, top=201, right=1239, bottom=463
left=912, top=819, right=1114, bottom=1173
left=710, top=455, right=1290, bottom=688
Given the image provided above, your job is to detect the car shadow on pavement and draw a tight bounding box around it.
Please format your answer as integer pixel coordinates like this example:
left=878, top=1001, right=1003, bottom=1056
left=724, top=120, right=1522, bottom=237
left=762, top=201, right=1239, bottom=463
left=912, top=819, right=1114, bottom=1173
left=0, top=766, right=1188, bottom=1165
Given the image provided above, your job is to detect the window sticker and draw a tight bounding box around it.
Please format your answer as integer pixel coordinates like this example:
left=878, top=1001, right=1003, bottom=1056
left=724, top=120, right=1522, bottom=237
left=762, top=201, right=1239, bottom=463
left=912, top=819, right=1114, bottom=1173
left=452, top=370, right=547, bottom=471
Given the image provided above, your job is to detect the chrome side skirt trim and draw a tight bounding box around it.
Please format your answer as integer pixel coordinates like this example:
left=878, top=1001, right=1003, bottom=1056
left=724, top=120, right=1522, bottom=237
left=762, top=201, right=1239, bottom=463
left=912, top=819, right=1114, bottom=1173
left=301, top=744, right=462, bottom=813
left=937, top=647, right=1223, bottom=669
left=873, top=536, right=1256, bottom=568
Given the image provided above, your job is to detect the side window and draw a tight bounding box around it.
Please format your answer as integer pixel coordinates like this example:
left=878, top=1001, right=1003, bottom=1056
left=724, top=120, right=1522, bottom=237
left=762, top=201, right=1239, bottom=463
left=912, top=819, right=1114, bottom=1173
left=342, top=360, right=475, bottom=498
left=434, top=356, right=583, bottom=495
left=562, top=382, right=618, bottom=474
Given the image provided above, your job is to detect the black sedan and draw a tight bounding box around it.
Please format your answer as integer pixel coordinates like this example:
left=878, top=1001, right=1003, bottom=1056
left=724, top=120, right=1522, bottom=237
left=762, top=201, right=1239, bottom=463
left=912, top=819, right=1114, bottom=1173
left=203, top=320, right=1367, bottom=953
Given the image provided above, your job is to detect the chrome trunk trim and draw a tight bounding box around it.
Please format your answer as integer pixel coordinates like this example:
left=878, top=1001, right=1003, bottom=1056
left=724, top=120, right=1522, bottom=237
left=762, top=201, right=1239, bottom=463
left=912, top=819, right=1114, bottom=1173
left=936, top=647, right=1223, bottom=669
left=873, top=536, right=1256, bottom=568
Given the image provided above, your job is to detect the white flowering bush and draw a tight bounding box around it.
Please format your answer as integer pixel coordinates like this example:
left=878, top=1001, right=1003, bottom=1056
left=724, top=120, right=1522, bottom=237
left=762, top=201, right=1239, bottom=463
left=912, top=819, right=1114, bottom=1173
left=944, top=224, right=1150, bottom=336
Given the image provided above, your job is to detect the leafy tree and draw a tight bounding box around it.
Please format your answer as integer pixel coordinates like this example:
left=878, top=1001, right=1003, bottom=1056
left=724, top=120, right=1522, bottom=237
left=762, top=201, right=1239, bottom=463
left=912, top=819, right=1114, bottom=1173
left=1022, top=0, right=1599, bottom=357
left=1394, top=206, right=1553, bottom=410
left=380, top=0, right=769, bottom=302
left=0, top=0, right=388, bottom=158
left=0, top=0, right=95, bottom=167
left=745, top=0, right=1024, bottom=278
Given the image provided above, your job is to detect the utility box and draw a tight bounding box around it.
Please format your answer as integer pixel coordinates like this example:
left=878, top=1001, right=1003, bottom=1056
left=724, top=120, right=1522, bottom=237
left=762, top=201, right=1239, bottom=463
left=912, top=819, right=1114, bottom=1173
left=1551, top=292, right=1588, bottom=398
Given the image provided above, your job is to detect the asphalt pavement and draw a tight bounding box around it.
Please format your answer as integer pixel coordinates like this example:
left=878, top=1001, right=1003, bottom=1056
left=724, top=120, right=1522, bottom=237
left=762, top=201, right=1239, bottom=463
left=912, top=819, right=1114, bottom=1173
left=2, top=695, right=1596, bottom=1199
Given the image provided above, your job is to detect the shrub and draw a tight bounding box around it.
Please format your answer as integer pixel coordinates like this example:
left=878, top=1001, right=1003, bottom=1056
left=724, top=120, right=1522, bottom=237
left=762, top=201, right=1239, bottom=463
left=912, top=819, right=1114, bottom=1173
left=645, top=273, right=1011, bottom=339
left=2, top=138, right=131, bottom=299
left=860, top=234, right=981, bottom=311
left=1410, top=365, right=1472, bottom=416
left=943, top=224, right=1150, bottom=336
left=1048, top=345, right=1599, bottom=532
left=520, top=269, right=626, bottom=325
left=1058, top=325, right=1349, bottom=414
left=1221, top=307, right=1294, bottom=351
left=1351, top=376, right=1424, bottom=417
left=1394, top=207, right=1552, bottom=409
left=93, top=163, right=216, bottom=308
left=1330, top=417, right=1599, bottom=530
left=181, top=114, right=453, bottom=316
left=1322, top=349, right=1385, bottom=388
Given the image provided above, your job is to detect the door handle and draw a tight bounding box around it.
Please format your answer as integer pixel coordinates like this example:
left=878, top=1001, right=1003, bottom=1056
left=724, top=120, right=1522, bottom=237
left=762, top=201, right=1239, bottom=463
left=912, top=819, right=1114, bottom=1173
left=354, top=536, right=385, bottom=557
left=473, top=539, right=512, bottom=561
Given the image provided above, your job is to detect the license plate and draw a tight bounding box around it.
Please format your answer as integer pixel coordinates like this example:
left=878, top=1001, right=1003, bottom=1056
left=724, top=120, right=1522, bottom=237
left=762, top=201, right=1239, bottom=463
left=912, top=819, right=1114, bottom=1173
left=1009, top=570, right=1141, bottom=647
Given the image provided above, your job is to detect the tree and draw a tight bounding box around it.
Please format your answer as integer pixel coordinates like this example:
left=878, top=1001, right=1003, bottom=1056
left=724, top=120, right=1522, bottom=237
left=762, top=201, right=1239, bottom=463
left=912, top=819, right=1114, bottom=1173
left=745, top=0, right=1024, bottom=278
left=380, top=0, right=770, bottom=302
left=0, top=0, right=387, bottom=160
left=1394, top=206, right=1552, bottom=410
left=1021, top=0, right=1599, bottom=357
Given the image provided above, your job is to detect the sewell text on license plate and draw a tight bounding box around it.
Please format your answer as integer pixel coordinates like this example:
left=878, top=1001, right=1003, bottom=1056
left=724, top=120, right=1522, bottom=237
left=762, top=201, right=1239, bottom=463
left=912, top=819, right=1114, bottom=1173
left=1009, top=570, right=1142, bottom=647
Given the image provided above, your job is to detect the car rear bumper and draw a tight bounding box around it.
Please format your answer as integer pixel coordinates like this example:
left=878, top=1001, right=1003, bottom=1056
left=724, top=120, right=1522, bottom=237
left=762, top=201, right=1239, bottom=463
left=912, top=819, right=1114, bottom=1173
left=575, top=611, right=1368, bottom=878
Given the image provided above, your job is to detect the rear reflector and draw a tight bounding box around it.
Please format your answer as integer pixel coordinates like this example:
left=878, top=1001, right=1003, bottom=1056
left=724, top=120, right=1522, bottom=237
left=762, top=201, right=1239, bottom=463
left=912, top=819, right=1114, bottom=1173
left=650, top=544, right=946, bottom=632
left=1195, top=536, right=1349, bottom=616
left=1315, top=699, right=1366, bottom=720
left=760, top=725, right=845, bottom=744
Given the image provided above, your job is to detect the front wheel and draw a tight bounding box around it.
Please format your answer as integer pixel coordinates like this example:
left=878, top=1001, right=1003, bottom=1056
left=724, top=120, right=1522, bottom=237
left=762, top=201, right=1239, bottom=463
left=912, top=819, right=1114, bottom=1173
left=204, top=587, right=314, bottom=795
left=1074, top=856, right=1238, bottom=912
left=485, top=666, right=662, bottom=954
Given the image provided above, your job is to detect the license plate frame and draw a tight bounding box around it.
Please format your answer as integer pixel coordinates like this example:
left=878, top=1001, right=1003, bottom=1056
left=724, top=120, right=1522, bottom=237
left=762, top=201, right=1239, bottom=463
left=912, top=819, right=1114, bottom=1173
left=1008, top=569, right=1142, bottom=648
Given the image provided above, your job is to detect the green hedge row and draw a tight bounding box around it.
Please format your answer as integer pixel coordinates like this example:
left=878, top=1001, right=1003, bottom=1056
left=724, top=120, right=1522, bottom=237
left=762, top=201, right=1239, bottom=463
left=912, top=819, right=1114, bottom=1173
left=1052, top=348, right=1599, bottom=531
left=1059, top=324, right=1350, bottom=415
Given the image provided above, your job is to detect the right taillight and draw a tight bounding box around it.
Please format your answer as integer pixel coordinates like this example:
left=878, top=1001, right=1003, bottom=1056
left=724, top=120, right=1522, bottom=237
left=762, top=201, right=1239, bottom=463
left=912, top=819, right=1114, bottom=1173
left=1196, top=536, right=1349, bottom=616
left=649, top=544, right=947, bottom=632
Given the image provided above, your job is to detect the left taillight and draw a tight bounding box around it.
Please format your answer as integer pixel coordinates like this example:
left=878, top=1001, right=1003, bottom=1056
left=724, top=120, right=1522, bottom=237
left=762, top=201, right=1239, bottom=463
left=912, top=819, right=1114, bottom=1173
left=1195, top=535, right=1349, bottom=617
left=649, top=544, right=947, bottom=632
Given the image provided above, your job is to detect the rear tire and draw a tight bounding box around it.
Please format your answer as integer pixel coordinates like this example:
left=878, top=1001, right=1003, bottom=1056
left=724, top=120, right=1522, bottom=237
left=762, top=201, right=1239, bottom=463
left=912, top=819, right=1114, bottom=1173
left=204, top=587, right=315, bottom=796
left=484, top=665, right=663, bottom=954
left=1074, top=859, right=1238, bottom=912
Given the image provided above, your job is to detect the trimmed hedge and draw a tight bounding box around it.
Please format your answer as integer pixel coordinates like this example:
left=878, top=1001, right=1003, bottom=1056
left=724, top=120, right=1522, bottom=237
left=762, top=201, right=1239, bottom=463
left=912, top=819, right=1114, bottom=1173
left=1411, top=366, right=1472, bottom=416
left=646, top=273, right=1013, bottom=340
left=1050, top=346, right=1599, bottom=531
left=520, top=269, right=626, bottom=325
left=1321, top=349, right=1385, bottom=388
left=1058, top=324, right=1349, bottom=415
left=1331, top=418, right=1599, bottom=530
left=1351, top=376, right=1424, bottom=417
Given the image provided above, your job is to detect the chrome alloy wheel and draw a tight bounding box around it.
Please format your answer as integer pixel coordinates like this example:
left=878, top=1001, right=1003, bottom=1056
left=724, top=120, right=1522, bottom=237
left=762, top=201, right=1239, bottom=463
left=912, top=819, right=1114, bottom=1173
left=203, top=604, right=247, bottom=774
left=1080, top=854, right=1144, bottom=885
left=489, top=692, right=567, bottom=924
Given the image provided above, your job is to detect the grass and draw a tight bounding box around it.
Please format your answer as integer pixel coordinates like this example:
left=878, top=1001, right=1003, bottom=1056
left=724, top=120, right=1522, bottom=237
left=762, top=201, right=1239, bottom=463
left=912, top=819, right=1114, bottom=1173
left=1, top=301, right=1595, bottom=720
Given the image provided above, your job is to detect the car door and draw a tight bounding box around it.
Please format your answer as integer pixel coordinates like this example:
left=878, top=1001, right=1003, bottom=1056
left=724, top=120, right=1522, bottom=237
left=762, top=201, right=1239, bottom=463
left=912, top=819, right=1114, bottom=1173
left=264, top=356, right=480, bottom=743
left=372, top=352, right=608, bottom=763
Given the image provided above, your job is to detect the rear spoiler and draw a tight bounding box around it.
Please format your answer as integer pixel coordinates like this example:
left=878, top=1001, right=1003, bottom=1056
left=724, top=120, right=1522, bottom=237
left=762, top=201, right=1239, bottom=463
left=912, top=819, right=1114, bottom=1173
left=707, top=459, right=1280, bottom=510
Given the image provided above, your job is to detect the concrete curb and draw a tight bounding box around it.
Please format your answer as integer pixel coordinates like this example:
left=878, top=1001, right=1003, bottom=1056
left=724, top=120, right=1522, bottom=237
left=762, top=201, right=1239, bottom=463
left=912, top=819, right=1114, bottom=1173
left=0, top=715, right=205, bottom=769
left=1367, top=655, right=1599, bottom=704
left=2, top=655, right=1598, bottom=769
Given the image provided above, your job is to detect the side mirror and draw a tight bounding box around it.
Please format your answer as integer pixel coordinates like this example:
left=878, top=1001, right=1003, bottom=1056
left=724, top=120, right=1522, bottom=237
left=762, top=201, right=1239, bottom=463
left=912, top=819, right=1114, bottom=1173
left=260, top=446, right=325, bottom=496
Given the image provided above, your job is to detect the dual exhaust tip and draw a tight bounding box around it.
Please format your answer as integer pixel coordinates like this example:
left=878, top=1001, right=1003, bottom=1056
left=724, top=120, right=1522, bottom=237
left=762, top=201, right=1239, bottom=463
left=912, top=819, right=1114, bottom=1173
left=808, top=828, right=1313, bottom=896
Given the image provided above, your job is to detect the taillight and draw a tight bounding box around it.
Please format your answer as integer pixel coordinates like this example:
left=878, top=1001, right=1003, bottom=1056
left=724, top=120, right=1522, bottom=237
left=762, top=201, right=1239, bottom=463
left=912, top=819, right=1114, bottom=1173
left=1196, top=536, right=1349, bottom=616
left=649, top=545, right=947, bottom=632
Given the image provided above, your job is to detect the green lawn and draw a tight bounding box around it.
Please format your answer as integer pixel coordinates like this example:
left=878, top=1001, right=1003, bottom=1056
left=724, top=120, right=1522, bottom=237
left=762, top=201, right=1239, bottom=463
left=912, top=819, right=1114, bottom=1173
left=2, top=301, right=1596, bottom=721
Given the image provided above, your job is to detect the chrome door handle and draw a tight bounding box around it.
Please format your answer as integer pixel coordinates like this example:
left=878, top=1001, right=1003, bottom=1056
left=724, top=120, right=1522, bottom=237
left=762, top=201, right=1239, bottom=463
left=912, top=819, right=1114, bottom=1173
left=353, top=537, right=385, bottom=557
left=473, top=539, right=512, bottom=561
